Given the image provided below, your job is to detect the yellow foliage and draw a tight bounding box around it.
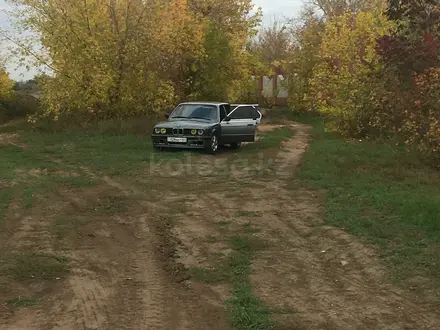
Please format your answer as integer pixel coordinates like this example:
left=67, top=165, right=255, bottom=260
left=0, top=67, right=13, bottom=100
left=310, top=9, right=396, bottom=136
left=9, top=0, right=260, bottom=121
left=287, top=13, right=325, bottom=112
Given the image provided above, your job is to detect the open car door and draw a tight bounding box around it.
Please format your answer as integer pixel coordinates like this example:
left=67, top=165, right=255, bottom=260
left=230, top=104, right=262, bottom=125
left=221, top=105, right=261, bottom=142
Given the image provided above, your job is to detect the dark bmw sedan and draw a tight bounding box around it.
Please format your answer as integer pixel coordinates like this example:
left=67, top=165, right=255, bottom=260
left=151, top=102, right=262, bottom=154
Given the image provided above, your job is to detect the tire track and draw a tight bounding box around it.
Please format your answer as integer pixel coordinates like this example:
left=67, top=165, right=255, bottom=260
left=67, top=271, right=110, bottom=330
left=7, top=215, right=53, bottom=253
left=85, top=175, right=229, bottom=329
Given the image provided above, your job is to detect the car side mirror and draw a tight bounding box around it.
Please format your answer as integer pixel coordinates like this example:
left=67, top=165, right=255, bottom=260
left=165, top=113, right=170, bottom=119
left=224, top=117, right=231, bottom=122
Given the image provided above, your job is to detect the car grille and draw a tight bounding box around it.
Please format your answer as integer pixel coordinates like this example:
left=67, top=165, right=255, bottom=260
left=171, top=128, right=205, bottom=135
left=184, top=129, right=195, bottom=135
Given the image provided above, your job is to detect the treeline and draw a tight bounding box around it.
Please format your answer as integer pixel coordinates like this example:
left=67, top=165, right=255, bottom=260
left=2, top=0, right=262, bottom=122
left=268, top=0, right=440, bottom=158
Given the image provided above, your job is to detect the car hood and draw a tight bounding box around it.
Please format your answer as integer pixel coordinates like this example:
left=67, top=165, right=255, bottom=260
left=154, top=120, right=213, bottom=129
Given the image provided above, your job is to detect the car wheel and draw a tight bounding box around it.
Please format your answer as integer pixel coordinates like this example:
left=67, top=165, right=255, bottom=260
left=206, top=134, right=219, bottom=154
left=230, top=142, right=241, bottom=149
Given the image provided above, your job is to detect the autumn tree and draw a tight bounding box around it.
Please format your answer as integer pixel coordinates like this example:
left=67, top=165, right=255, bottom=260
left=310, top=9, right=396, bottom=136
left=310, top=0, right=387, bottom=16
left=379, top=0, right=440, bottom=77
left=5, top=0, right=261, bottom=121
left=0, top=66, right=13, bottom=100
left=186, top=0, right=262, bottom=102
left=374, top=0, right=440, bottom=156
left=248, top=17, right=294, bottom=66
left=0, top=61, right=16, bottom=123
left=286, top=8, right=325, bottom=112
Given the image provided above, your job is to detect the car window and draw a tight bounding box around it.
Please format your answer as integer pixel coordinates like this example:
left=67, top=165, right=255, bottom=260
left=219, top=105, right=227, bottom=121
left=225, top=104, right=231, bottom=115
left=228, top=106, right=259, bottom=120
left=170, top=104, right=218, bottom=121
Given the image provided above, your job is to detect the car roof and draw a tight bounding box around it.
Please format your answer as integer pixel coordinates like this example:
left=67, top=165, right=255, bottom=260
left=230, top=104, right=259, bottom=107
left=178, top=101, right=228, bottom=106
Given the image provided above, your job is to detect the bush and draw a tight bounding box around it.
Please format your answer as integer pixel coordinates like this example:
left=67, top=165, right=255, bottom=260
left=375, top=1, right=440, bottom=159
left=399, top=68, right=440, bottom=158
left=0, top=92, right=40, bottom=124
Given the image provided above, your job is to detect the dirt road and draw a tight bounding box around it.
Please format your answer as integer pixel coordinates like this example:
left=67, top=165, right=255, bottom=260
left=1, top=122, right=439, bottom=329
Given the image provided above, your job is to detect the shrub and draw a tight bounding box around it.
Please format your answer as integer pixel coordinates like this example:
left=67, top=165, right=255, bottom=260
left=0, top=92, right=40, bottom=124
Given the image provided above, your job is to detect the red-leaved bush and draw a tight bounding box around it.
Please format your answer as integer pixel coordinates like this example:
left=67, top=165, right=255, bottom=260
left=373, top=0, right=440, bottom=159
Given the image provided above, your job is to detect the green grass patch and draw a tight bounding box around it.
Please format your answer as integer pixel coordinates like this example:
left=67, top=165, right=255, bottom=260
left=0, top=144, right=56, bottom=181
left=18, top=132, right=188, bottom=176
left=7, top=297, right=38, bottom=307
left=226, top=282, right=273, bottom=330
left=295, top=114, right=440, bottom=285
left=0, top=138, right=96, bottom=211
left=191, top=231, right=273, bottom=329
left=188, top=267, right=230, bottom=284
left=226, top=235, right=272, bottom=330
left=241, top=128, right=293, bottom=155
left=21, top=187, right=34, bottom=209
left=10, top=253, right=69, bottom=280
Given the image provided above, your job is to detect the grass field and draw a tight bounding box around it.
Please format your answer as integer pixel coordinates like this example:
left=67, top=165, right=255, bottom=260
left=1, top=113, right=439, bottom=329
left=294, top=113, right=440, bottom=292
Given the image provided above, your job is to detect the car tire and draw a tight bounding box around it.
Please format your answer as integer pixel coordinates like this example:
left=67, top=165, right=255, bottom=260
left=205, top=134, right=219, bottom=154
left=230, top=142, right=241, bottom=149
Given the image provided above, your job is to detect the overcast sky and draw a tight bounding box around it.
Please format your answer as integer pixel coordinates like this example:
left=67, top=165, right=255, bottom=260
left=0, top=0, right=304, bottom=80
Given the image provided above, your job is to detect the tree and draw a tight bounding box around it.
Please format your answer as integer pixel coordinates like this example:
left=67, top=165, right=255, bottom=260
left=0, top=66, right=13, bottom=100
left=285, top=8, right=325, bottom=112
left=185, top=0, right=262, bottom=102
left=6, top=0, right=261, bottom=121
left=310, top=9, right=396, bottom=136
left=248, top=17, right=294, bottom=65
left=310, top=0, right=387, bottom=17
left=0, top=62, right=17, bottom=123
left=373, top=0, right=440, bottom=156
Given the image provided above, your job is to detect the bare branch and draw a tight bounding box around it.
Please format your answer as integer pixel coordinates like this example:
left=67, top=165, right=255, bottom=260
left=0, top=31, right=70, bottom=79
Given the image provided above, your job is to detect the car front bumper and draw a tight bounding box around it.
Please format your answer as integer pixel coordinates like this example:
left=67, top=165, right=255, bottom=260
left=151, top=135, right=209, bottom=149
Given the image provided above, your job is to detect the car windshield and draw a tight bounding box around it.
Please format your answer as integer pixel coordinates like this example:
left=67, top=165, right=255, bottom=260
left=170, top=104, right=218, bottom=121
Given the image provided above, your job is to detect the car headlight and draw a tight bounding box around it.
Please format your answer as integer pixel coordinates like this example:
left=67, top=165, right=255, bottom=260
left=191, top=129, right=197, bottom=135
left=197, top=129, right=204, bottom=135
left=154, top=128, right=161, bottom=134
left=160, top=128, right=167, bottom=134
